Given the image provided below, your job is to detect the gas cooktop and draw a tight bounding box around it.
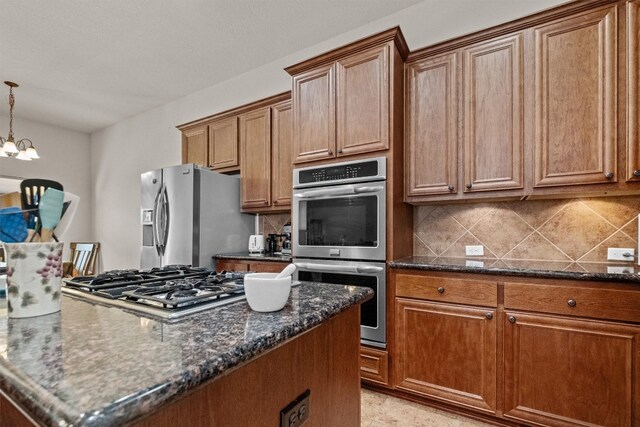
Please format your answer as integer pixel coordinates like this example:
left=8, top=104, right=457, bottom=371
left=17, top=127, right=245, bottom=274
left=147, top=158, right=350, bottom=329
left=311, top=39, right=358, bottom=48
left=62, top=265, right=249, bottom=321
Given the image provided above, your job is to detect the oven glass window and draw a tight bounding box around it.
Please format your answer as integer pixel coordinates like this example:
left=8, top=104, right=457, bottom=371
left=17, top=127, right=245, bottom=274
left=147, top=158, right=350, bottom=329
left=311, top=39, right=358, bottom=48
left=298, top=195, right=378, bottom=247
left=297, top=271, right=378, bottom=328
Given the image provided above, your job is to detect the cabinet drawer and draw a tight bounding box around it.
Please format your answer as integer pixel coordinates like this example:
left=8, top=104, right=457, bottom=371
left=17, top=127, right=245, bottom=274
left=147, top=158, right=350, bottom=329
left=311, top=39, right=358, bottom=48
left=249, top=262, right=288, bottom=273
left=215, top=260, right=250, bottom=272
left=360, top=346, right=389, bottom=386
left=504, top=282, right=640, bottom=323
left=396, top=274, right=497, bottom=307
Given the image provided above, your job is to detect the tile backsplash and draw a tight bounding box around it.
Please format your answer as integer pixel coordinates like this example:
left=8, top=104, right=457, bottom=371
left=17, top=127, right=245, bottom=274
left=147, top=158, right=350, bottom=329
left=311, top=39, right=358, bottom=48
left=259, top=212, right=291, bottom=235
left=414, top=196, right=640, bottom=263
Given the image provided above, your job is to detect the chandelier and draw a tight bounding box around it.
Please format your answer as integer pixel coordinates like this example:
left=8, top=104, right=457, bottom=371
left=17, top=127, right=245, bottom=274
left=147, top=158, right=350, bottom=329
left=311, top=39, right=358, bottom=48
left=0, top=81, right=39, bottom=161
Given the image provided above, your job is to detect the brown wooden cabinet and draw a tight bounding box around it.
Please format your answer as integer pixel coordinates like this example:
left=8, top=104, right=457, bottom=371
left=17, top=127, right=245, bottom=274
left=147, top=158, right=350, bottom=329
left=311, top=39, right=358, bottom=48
left=533, top=5, right=618, bottom=188
left=287, top=29, right=407, bottom=165
left=628, top=0, right=640, bottom=181
left=240, top=108, right=272, bottom=210
left=181, top=125, right=208, bottom=167
left=271, top=100, right=293, bottom=207
left=208, top=116, right=239, bottom=172
left=395, top=298, right=497, bottom=414
left=503, top=311, right=640, bottom=426
left=462, top=33, right=524, bottom=193
left=215, top=259, right=288, bottom=273
left=405, top=52, right=458, bottom=197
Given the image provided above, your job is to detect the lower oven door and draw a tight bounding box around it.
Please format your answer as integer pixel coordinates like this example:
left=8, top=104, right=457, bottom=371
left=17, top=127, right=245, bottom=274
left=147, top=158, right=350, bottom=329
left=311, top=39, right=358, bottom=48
left=293, top=258, right=386, bottom=348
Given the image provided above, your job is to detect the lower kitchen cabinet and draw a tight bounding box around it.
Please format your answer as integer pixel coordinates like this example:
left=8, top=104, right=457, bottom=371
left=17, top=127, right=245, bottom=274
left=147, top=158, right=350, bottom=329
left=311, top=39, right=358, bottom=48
left=503, top=311, right=640, bottom=427
left=360, top=346, right=389, bottom=386
left=395, top=298, right=497, bottom=414
left=215, top=259, right=287, bottom=273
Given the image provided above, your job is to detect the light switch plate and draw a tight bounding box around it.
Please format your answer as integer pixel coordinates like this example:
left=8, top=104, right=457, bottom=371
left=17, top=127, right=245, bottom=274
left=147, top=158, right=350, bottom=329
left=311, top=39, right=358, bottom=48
left=607, top=248, right=635, bottom=261
left=465, top=245, right=484, bottom=256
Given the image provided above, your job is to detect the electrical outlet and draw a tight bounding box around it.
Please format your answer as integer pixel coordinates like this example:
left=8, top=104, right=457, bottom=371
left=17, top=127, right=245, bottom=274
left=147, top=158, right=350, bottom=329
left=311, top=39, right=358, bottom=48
left=281, top=390, right=310, bottom=427
left=465, top=245, right=484, bottom=256
left=607, top=248, right=635, bottom=261
left=608, top=266, right=634, bottom=274
left=466, top=260, right=484, bottom=268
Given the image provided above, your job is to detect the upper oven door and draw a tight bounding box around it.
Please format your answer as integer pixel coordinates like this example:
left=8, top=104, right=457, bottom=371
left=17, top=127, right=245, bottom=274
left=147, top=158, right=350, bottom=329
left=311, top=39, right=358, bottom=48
left=293, top=181, right=386, bottom=261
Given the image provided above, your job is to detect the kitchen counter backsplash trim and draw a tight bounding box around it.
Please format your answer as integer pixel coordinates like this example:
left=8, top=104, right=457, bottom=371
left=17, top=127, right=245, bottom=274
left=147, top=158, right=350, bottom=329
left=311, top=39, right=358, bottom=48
left=0, top=282, right=372, bottom=427
left=391, top=256, right=640, bottom=283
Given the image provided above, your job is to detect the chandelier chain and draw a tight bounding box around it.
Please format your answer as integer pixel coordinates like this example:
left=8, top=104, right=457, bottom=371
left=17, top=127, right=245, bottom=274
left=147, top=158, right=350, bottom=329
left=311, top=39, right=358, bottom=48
left=8, top=86, right=14, bottom=140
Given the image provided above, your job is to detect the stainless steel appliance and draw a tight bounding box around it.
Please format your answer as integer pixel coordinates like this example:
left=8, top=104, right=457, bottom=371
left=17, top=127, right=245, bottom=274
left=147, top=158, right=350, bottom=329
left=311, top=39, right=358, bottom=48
left=140, top=164, right=253, bottom=269
left=62, top=266, right=249, bottom=321
left=292, top=156, right=388, bottom=347
left=293, top=157, right=386, bottom=261
left=293, top=258, right=386, bottom=348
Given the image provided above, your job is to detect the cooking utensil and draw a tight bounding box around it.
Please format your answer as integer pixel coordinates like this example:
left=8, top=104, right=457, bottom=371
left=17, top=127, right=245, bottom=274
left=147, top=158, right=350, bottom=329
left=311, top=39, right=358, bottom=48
left=38, top=188, right=65, bottom=242
left=53, top=192, right=80, bottom=240
left=0, top=207, right=28, bottom=242
left=244, top=273, right=291, bottom=312
left=275, top=263, right=296, bottom=279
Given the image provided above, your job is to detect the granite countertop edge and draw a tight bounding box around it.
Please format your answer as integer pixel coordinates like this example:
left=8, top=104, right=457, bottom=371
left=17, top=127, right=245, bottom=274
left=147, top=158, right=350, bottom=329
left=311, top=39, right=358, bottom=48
left=0, top=283, right=373, bottom=427
left=214, top=252, right=292, bottom=263
left=389, top=258, right=640, bottom=284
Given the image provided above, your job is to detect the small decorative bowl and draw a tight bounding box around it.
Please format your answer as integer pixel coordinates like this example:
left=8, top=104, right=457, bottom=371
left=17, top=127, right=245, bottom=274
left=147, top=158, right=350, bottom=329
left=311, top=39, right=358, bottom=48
left=243, top=273, right=292, bottom=312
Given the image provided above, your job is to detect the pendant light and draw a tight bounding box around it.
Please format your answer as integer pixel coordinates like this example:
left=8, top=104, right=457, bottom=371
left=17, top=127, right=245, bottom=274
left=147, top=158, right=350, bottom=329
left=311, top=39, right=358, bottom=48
left=0, top=81, right=39, bottom=161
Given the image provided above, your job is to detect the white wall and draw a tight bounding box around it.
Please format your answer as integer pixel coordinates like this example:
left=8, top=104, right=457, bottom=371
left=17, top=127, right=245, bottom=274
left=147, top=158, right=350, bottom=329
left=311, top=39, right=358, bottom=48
left=91, top=0, right=568, bottom=270
left=0, top=113, right=92, bottom=256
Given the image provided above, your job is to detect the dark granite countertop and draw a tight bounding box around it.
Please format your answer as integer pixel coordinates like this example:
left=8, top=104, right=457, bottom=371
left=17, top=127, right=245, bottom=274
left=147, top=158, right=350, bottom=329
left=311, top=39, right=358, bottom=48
left=214, top=252, right=292, bottom=263
left=390, top=256, right=640, bottom=284
left=0, top=282, right=372, bottom=427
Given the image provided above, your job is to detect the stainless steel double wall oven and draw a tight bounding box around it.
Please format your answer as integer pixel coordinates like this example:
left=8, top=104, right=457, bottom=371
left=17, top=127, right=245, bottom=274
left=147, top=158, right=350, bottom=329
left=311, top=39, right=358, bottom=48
left=293, top=157, right=387, bottom=348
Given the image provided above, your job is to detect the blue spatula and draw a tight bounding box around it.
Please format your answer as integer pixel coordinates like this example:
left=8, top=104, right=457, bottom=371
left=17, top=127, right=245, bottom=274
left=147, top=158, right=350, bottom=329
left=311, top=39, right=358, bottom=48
left=38, top=188, right=65, bottom=242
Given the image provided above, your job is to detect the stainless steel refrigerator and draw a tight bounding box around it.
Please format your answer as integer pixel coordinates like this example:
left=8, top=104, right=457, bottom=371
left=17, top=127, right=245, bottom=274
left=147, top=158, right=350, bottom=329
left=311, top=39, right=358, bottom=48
left=140, top=164, right=253, bottom=269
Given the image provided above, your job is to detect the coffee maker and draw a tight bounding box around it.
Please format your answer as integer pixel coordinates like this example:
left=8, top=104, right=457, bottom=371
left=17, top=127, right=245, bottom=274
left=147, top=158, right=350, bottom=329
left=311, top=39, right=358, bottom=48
left=281, top=221, right=292, bottom=255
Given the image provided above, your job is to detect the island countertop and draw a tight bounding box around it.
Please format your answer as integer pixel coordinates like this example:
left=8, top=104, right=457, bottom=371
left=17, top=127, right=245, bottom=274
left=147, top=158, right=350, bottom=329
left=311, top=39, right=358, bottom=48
left=0, top=282, right=372, bottom=427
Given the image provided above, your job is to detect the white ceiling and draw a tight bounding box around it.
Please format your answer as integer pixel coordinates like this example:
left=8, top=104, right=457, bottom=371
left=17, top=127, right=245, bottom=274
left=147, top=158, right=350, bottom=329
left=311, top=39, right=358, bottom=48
left=0, top=0, right=421, bottom=134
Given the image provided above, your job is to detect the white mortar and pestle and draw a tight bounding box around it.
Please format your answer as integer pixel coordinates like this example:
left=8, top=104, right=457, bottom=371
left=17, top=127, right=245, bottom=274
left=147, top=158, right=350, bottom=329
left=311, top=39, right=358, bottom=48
left=244, top=264, right=297, bottom=312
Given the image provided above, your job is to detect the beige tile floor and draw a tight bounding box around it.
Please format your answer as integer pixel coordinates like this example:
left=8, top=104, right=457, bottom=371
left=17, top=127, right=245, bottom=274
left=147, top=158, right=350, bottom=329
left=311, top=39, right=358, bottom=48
left=361, top=388, right=494, bottom=427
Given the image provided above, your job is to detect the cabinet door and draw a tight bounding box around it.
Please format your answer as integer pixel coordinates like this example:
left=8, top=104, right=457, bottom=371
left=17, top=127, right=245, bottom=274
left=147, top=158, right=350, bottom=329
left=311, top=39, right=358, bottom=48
left=292, top=64, right=335, bottom=163
left=395, top=298, right=497, bottom=413
left=249, top=261, right=287, bottom=273
left=463, top=33, right=524, bottom=192
left=628, top=0, right=640, bottom=181
left=240, top=108, right=271, bottom=210
left=336, top=45, right=389, bottom=156
left=181, top=126, right=208, bottom=167
left=533, top=6, right=617, bottom=187
left=504, top=312, right=640, bottom=426
left=208, top=116, right=239, bottom=171
left=271, top=100, right=293, bottom=208
left=405, top=53, right=458, bottom=197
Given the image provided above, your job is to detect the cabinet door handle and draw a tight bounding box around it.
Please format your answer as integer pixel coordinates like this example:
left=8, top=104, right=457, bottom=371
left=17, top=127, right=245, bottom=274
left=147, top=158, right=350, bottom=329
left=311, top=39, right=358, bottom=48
left=634, top=170, right=640, bottom=177
left=448, top=184, right=454, bottom=191
left=466, top=183, right=472, bottom=189
left=337, top=148, right=343, bottom=154
left=508, top=315, right=516, bottom=324
left=327, top=150, right=333, bottom=156
left=437, top=287, right=445, bottom=294
left=485, top=312, right=493, bottom=320
left=605, top=172, right=614, bottom=179
left=567, top=299, right=577, bottom=307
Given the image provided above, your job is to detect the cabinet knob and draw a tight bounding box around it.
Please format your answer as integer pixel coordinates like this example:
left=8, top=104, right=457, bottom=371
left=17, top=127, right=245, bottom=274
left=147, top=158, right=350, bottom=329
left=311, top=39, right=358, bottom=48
left=327, top=150, right=333, bottom=156
left=605, top=172, right=614, bottom=179
left=337, top=148, right=343, bottom=154
left=567, top=299, right=577, bottom=307
left=448, top=184, right=454, bottom=191
left=485, top=312, right=493, bottom=320
left=437, top=287, right=445, bottom=294
left=508, top=315, right=516, bottom=324
left=634, top=170, right=640, bottom=177
left=466, top=183, right=472, bottom=189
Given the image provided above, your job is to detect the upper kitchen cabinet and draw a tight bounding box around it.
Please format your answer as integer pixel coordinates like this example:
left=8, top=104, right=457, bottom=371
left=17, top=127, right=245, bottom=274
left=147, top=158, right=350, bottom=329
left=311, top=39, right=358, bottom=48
left=208, top=116, right=239, bottom=172
left=405, top=52, right=459, bottom=197
left=462, top=33, right=524, bottom=193
left=286, top=27, right=408, bottom=165
left=240, top=107, right=272, bottom=210
left=181, top=125, right=208, bottom=167
left=533, top=5, right=618, bottom=188
left=271, top=100, right=293, bottom=207
left=628, top=0, right=640, bottom=181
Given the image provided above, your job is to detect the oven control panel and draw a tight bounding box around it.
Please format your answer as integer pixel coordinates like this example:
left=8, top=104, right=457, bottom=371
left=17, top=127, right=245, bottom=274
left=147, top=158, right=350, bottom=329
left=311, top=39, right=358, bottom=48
left=294, top=156, right=386, bottom=188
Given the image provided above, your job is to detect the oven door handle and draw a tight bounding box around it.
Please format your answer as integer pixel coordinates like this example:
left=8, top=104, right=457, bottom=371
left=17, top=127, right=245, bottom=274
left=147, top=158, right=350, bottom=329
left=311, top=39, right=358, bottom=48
left=295, top=262, right=384, bottom=274
left=354, top=186, right=384, bottom=194
left=294, top=186, right=356, bottom=199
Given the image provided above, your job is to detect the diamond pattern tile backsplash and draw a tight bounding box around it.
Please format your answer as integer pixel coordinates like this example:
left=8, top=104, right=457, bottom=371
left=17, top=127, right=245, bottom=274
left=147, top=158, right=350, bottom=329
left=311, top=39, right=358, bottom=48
left=414, top=196, right=640, bottom=263
left=259, top=212, right=291, bottom=236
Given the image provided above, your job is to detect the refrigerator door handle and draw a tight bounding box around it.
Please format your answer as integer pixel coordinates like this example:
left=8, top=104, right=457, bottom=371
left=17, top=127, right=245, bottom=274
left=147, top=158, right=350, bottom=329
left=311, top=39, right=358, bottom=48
left=160, top=186, right=170, bottom=251
left=152, top=185, right=165, bottom=256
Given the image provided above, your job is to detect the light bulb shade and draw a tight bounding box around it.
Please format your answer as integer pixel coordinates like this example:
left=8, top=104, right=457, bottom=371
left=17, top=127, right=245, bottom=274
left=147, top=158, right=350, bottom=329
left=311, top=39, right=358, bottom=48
left=25, top=146, right=39, bottom=159
left=0, top=146, right=8, bottom=157
left=15, top=150, right=32, bottom=161
left=3, top=139, right=18, bottom=154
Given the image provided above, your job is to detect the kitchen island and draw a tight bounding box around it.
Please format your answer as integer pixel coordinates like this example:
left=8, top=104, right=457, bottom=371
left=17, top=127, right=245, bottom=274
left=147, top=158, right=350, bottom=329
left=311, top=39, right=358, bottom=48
left=0, top=282, right=372, bottom=427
